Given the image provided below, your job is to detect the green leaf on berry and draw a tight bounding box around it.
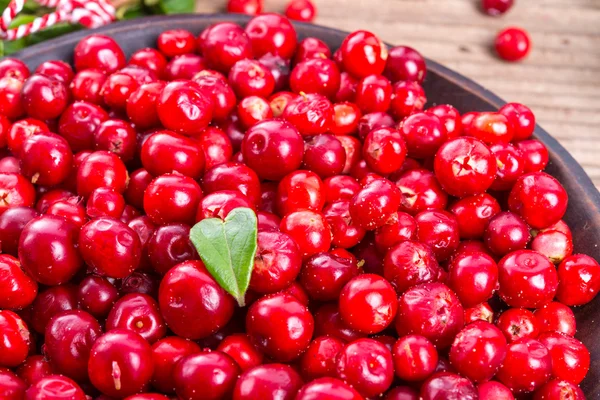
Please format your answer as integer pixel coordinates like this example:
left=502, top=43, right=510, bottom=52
left=189, top=207, right=258, bottom=307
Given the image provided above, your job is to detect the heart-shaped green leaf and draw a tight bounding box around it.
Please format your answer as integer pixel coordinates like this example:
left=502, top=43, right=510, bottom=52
left=189, top=207, right=258, bottom=307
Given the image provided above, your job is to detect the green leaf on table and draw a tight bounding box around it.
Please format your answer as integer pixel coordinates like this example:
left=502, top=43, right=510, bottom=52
left=157, top=0, right=195, bottom=14
left=189, top=207, right=258, bottom=307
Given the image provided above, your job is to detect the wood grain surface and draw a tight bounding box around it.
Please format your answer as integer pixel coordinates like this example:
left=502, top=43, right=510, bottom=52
left=195, top=0, right=600, bottom=187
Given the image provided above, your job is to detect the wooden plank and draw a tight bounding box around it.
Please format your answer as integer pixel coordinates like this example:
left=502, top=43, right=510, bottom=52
left=195, top=0, right=600, bottom=188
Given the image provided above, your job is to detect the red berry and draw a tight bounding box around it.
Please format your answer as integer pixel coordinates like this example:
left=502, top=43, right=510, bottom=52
left=362, top=127, right=407, bottom=175
left=465, top=302, right=494, bottom=324
left=515, top=140, right=549, bottom=173
left=484, top=211, right=531, bottom=256
left=44, top=310, right=102, bottom=382
left=399, top=112, right=447, bottom=159
left=539, top=332, right=589, bottom=384
left=449, top=321, right=507, bottom=382
left=534, top=302, right=576, bottom=337
left=250, top=230, right=302, bottom=294
left=19, top=215, right=82, bottom=285
left=245, top=14, right=298, bottom=59
left=383, top=240, right=440, bottom=294
left=227, top=0, right=262, bottom=15
left=390, top=81, right=426, bottom=119
left=129, top=47, right=168, bottom=78
left=556, top=254, right=600, bottom=306
left=74, top=35, right=126, bottom=74
left=495, top=27, right=531, bottom=62
left=150, top=337, right=200, bottom=394
left=0, top=58, right=30, bottom=81
left=533, top=380, right=585, bottom=400
left=159, top=261, right=234, bottom=339
left=144, top=173, right=203, bottom=225
left=59, top=101, right=109, bottom=152
left=285, top=0, right=317, bottom=22
left=233, top=363, right=303, bottom=399
left=16, top=355, right=53, bottom=386
left=415, top=210, right=460, bottom=261
left=290, top=58, right=341, bottom=100
left=449, top=193, right=500, bottom=239
left=508, top=172, right=568, bottom=229
left=0, top=77, right=25, bottom=119
left=283, top=92, right=334, bottom=136
left=496, top=308, right=540, bottom=343
left=395, top=169, right=448, bottom=216
left=392, top=335, right=438, bottom=381
left=157, top=29, right=196, bottom=58
left=0, top=310, right=30, bottom=367
left=395, top=283, right=464, bottom=348
left=477, top=381, right=514, bottom=400
left=106, top=293, right=166, bottom=344
left=496, top=338, right=552, bottom=393
left=374, top=211, right=417, bottom=252
left=157, top=81, right=213, bottom=136
left=76, top=150, right=128, bottom=198
left=300, top=336, right=344, bottom=380
left=426, top=104, right=463, bottom=138
left=350, top=178, right=401, bottom=230
left=384, top=46, right=426, bottom=83
left=25, top=375, right=86, bottom=400
left=465, top=112, right=514, bottom=144
left=29, top=284, right=78, bottom=334
left=447, top=251, right=498, bottom=307
left=246, top=293, right=314, bottom=361
left=174, top=351, right=239, bottom=400
left=296, top=377, right=363, bottom=400
left=77, top=275, right=119, bottom=319
left=21, top=74, right=68, bottom=120
left=339, top=30, right=388, bottom=78
left=336, top=338, right=394, bottom=397
left=203, top=162, right=261, bottom=207
left=420, top=372, right=478, bottom=400
left=0, top=254, right=37, bottom=309
left=500, top=102, right=535, bottom=140
left=88, top=330, right=154, bottom=398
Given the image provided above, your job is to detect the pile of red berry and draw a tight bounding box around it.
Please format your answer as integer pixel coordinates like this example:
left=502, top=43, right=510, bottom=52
left=0, top=12, right=594, bottom=400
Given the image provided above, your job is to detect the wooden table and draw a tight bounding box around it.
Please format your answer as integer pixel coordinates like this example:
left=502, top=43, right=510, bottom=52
left=196, top=0, right=600, bottom=188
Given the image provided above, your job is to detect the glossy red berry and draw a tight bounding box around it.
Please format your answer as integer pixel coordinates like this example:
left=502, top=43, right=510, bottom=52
left=498, top=249, right=558, bottom=308
left=29, top=284, right=78, bottom=333
left=534, top=302, right=576, bottom=337
left=74, top=35, right=126, bottom=74
left=447, top=251, right=498, bottom=307
left=449, top=193, right=500, bottom=239
left=173, top=351, right=240, bottom=400
left=144, top=173, right=202, bottom=225
left=495, top=27, right=531, bottom=62
left=392, top=335, right=438, bottom=381
left=336, top=338, right=394, bottom=397
left=280, top=210, right=332, bottom=258
left=420, top=372, right=478, bottom=400
left=383, top=240, right=440, bottom=294
left=0, top=254, right=37, bottom=309
left=227, top=0, right=262, bottom=15
left=157, top=29, right=196, bottom=58
left=242, top=119, right=304, bottom=181
left=415, top=210, right=460, bottom=261
left=449, top=321, right=507, bottom=382
left=0, top=310, right=30, bottom=367
left=245, top=14, right=298, bottom=59
left=203, top=162, right=261, bottom=206
left=0, top=58, right=30, bottom=81
left=44, top=310, right=102, bottom=382
left=362, top=127, right=407, bottom=175
left=246, top=293, right=314, bottom=362
left=395, top=283, right=464, bottom=348
left=19, top=215, right=82, bottom=285
left=88, top=330, right=154, bottom=398
left=500, top=102, right=535, bottom=140
left=0, top=77, right=25, bottom=119
left=385, top=45, right=426, bottom=83
left=250, top=230, right=302, bottom=293
left=299, top=336, right=344, bottom=380
left=16, top=355, right=53, bottom=386
left=533, top=380, right=585, bottom=400
left=509, top=172, right=568, bottom=230
left=150, top=337, right=200, bottom=394
left=283, top=93, right=334, bottom=136
left=339, top=30, right=388, bottom=78
left=303, top=134, right=346, bottom=178
left=556, top=254, right=600, bottom=306
left=21, top=74, right=68, bottom=120
left=216, top=333, right=263, bottom=372
left=76, top=150, right=128, bottom=198
left=157, top=81, right=213, bottom=136
left=77, top=275, right=119, bottom=319
left=484, top=211, right=531, bottom=256
left=285, top=0, right=316, bottom=22
left=390, top=81, right=426, bottom=119
left=159, top=260, right=234, bottom=339
left=277, top=170, right=324, bottom=215
left=349, top=178, right=401, bottom=230
left=147, top=223, right=198, bottom=275
left=233, top=363, right=303, bottom=400
left=398, top=112, right=447, bottom=159
left=496, top=338, right=552, bottom=393
left=25, top=375, right=86, bottom=400
left=290, top=58, right=340, bottom=100
left=106, top=293, right=166, bottom=344
left=496, top=308, right=540, bottom=343
left=59, top=101, right=109, bottom=152
left=465, top=112, right=514, bottom=144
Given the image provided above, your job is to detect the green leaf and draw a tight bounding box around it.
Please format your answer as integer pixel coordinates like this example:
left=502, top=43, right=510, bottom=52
left=117, top=2, right=148, bottom=20
left=190, top=207, right=258, bottom=307
left=157, top=0, right=195, bottom=14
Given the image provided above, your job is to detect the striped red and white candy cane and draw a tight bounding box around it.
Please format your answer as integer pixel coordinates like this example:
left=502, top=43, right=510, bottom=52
left=0, top=0, right=115, bottom=40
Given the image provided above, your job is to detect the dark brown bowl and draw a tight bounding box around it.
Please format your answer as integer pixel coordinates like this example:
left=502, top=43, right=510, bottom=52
left=11, top=14, right=600, bottom=395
